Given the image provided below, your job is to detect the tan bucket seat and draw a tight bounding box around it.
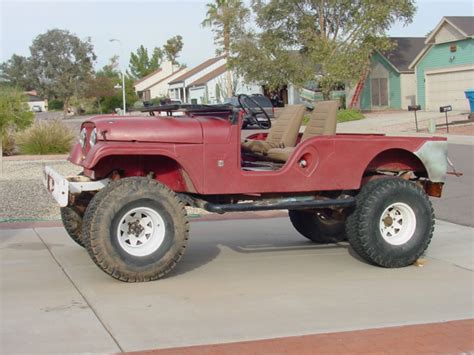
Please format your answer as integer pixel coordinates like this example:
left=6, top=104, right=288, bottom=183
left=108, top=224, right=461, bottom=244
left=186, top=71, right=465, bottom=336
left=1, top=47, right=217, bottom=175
left=266, top=100, right=339, bottom=162
left=241, top=105, right=306, bottom=155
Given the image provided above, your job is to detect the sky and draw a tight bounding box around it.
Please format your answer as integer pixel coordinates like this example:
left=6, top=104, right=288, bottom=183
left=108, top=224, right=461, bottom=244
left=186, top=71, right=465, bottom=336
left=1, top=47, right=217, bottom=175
left=1, top=0, right=473, bottom=71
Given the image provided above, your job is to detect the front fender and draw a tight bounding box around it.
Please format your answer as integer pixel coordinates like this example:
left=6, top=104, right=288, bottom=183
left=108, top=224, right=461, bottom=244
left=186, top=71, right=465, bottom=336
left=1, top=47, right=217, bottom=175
left=81, top=142, right=179, bottom=169
left=71, top=141, right=204, bottom=193
left=414, top=140, right=448, bottom=183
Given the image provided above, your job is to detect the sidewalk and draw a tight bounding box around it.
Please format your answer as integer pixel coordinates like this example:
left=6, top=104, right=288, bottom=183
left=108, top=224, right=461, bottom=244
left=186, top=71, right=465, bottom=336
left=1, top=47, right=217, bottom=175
left=337, top=110, right=474, bottom=145
left=1, top=217, right=472, bottom=353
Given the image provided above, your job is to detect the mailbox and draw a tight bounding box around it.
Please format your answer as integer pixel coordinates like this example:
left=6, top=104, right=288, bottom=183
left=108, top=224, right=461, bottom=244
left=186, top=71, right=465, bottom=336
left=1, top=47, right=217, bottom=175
left=408, top=105, right=421, bottom=131
left=439, top=105, right=452, bottom=113
left=439, top=105, right=452, bottom=132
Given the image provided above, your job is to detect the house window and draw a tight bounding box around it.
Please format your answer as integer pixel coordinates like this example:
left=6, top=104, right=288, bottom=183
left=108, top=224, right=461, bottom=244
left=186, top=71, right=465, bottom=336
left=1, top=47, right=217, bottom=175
left=450, top=43, right=457, bottom=52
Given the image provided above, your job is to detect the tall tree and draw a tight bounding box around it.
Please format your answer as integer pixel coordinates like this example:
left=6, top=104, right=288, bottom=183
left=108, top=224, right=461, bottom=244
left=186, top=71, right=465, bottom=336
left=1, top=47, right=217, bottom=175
left=232, top=0, right=416, bottom=99
left=85, top=56, right=138, bottom=113
left=202, top=0, right=249, bottom=97
left=28, top=29, right=96, bottom=115
left=0, top=54, right=33, bottom=89
left=84, top=76, right=116, bottom=113
left=100, top=55, right=121, bottom=78
left=163, top=35, right=184, bottom=65
left=128, top=45, right=163, bottom=79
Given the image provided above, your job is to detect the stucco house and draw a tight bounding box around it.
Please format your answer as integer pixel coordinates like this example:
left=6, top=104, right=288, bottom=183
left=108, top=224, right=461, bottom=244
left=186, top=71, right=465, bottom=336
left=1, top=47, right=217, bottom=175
left=409, top=16, right=474, bottom=111
left=187, top=63, right=262, bottom=104
left=168, top=56, right=227, bottom=102
left=134, top=61, right=187, bottom=101
left=355, top=37, right=425, bottom=111
left=167, top=55, right=262, bottom=103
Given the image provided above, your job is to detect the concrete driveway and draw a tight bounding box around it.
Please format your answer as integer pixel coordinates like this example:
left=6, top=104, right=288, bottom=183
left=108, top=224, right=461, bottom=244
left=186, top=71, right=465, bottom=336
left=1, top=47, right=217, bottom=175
left=1, top=217, right=472, bottom=353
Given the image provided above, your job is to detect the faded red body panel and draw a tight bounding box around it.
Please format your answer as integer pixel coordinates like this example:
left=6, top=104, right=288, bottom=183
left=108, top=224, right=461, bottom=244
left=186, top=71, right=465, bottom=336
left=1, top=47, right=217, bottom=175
left=91, top=115, right=203, bottom=143
left=70, top=114, right=446, bottom=195
left=200, top=129, right=439, bottom=194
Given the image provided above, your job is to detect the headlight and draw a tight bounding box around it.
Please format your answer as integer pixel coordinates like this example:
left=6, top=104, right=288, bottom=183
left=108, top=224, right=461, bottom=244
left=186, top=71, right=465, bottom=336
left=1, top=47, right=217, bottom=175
left=79, top=128, right=87, bottom=147
left=89, top=128, right=97, bottom=148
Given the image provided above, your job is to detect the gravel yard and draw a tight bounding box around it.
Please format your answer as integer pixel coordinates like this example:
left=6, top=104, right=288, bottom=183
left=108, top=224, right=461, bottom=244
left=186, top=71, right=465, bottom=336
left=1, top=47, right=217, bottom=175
left=0, top=160, right=82, bottom=221
left=0, top=159, right=206, bottom=222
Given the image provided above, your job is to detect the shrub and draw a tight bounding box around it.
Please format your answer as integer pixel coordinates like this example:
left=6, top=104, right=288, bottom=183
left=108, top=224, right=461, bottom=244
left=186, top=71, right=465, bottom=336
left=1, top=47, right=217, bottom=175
left=0, top=87, right=34, bottom=156
left=16, top=120, right=75, bottom=155
left=101, top=96, right=123, bottom=113
left=133, top=100, right=145, bottom=109
left=70, top=97, right=100, bottom=115
left=337, top=109, right=364, bottom=123
left=149, top=97, right=166, bottom=105
left=48, top=99, right=64, bottom=111
left=1, top=130, right=16, bottom=156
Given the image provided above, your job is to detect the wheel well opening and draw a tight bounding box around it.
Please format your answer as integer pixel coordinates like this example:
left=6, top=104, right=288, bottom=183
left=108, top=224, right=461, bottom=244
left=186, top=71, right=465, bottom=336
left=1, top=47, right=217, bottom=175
left=91, top=155, right=194, bottom=192
left=364, top=149, right=427, bottom=178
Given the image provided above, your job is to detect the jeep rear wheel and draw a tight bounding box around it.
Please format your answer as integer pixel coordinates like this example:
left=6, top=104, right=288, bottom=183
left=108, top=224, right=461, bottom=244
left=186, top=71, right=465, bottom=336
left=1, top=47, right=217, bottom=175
left=82, top=177, right=189, bottom=282
left=346, top=178, right=434, bottom=268
left=289, top=209, right=347, bottom=243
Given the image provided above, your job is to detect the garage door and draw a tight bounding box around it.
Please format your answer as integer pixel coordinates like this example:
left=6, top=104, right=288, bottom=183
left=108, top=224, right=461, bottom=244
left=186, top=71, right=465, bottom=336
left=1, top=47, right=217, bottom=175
left=425, top=68, right=474, bottom=111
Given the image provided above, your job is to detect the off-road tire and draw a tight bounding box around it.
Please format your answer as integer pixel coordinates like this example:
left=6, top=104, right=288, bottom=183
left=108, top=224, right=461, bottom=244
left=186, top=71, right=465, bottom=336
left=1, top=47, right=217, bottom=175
left=346, top=178, right=434, bottom=268
left=60, top=207, right=85, bottom=247
left=289, top=210, right=347, bottom=243
left=82, top=177, right=189, bottom=282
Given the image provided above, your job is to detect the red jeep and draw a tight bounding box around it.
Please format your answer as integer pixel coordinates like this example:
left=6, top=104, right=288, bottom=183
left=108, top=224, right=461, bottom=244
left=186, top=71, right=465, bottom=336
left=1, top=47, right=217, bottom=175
left=44, top=96, right=448, bottom=282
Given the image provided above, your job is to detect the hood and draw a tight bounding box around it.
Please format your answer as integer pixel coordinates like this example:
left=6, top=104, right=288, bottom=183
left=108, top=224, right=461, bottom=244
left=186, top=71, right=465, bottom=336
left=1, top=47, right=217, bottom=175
left=88, top=115, right=203, bottom=144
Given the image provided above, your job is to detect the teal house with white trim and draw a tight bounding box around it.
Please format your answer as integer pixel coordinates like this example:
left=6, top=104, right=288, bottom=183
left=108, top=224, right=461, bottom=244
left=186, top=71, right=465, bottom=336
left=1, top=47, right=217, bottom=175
left=358, top=37, right=425, bottom=111
left=409, top=16, right=474, bottom=112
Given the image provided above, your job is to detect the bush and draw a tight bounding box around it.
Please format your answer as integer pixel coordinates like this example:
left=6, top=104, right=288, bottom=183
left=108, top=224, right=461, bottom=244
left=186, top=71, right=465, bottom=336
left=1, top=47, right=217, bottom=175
left=16, top=120, right=75, bottom=155
left=133, top=100, right=145, bottom=109
left=70, top=97, right=100, bottom=115
left=337, top=109, right=364, bottom=123
left=48, top=99, right=64, bottom=111
left=1, top=130, right=16, bottom=156
left=101, top=96, right=123, bottom=113
left=0, top=87, right=34, bottom=156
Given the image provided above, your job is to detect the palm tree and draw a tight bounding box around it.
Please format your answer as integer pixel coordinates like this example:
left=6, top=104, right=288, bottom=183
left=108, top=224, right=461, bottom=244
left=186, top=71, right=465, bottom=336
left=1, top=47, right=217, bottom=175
left=202, top=0, right=249, bottom=97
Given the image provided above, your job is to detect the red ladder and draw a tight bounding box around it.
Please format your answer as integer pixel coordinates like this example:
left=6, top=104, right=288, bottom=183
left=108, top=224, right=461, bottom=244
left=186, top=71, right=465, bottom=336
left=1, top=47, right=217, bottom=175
left=349, top=75, right=366, bottom=109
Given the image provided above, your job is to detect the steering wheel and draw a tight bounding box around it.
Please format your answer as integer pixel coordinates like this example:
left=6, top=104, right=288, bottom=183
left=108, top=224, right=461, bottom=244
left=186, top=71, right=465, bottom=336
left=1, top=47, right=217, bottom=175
left=237, top=94, right=272, bottom=129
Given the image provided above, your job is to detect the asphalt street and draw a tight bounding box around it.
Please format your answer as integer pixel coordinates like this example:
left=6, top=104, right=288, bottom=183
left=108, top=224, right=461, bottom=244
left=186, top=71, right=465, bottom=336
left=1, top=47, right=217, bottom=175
left=1, top=218, right=472, bottom=353
left=432, top=144, right=474, bottom=226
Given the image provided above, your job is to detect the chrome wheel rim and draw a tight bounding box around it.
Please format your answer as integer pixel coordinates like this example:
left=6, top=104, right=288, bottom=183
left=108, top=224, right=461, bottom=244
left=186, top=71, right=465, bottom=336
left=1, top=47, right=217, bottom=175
left=117, top=207, right=165, bottom=257
left=379, top=202, right=416, bottom=246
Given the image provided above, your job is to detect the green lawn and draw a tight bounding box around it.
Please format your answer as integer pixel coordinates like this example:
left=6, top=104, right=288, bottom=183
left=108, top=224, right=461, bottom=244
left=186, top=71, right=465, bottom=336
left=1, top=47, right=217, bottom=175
left=302, top=108, right=365, bottom=125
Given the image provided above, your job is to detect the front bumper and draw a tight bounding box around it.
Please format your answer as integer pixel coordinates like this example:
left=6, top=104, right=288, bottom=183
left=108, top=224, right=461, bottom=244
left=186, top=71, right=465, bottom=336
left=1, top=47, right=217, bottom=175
left=43, top=166, right=110, bottom=207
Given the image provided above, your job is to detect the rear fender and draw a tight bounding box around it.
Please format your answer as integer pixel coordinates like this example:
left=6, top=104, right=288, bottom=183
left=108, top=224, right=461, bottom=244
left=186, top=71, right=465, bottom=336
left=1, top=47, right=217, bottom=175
left=413, top=140, right=448, bottom=183
left=366, top=148, right=427, bottom=177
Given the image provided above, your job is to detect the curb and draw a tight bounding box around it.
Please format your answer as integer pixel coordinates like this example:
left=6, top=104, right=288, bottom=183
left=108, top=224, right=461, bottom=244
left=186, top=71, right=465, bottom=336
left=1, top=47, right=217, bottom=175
left=127, top=319, right=474, bottom=355
left=0, top=211, right=288, bottom=230
left=3, top=154, right=68, bottom=161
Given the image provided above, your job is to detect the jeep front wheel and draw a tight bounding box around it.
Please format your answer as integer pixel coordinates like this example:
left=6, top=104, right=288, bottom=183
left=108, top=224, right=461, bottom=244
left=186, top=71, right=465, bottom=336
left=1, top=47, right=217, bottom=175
left=60, top=207, right=85, bottom=247
left=82, top=177, right=189, bottom=282
left=346, top=178, right=434, bottom=268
